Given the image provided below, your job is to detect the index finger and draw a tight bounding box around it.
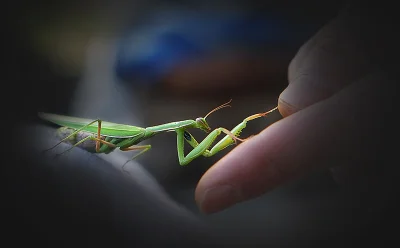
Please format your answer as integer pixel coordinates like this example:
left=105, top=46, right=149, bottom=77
left=195, top=72, right=391, bottom=214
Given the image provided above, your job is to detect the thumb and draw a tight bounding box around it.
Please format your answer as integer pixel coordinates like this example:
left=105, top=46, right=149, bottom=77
left=280, top=12, right=372, bottom=117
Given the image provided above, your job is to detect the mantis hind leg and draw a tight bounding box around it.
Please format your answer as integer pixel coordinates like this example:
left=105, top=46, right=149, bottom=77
left=55, top=136, right=118, bottom=156
left=121, top=145, right=152, bottom=173
left=43, top=119, right=103, bottom=153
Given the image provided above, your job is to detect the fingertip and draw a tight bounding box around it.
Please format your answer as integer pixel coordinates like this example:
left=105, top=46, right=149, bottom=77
left=194, top=142, right=251, bottom=214
left=195, top=129, right=286, bottom=214
left=278, top=97, right=300, bottom=117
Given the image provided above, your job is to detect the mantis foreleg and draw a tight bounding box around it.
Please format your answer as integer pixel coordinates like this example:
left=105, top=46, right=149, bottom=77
left=177, top=107, right=278, bottom=166
left=176, top=127, right=244, bottom=166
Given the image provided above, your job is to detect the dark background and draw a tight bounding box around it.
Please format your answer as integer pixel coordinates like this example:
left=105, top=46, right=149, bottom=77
left=6, top=0, right=398, bottom=247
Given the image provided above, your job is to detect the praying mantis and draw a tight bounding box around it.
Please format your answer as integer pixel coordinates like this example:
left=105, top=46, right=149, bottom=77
left=39, top=100, right=278, bottom=168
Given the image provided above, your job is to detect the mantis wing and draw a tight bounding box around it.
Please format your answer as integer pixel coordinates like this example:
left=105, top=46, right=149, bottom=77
left=38, top=113, right=145, bottom=138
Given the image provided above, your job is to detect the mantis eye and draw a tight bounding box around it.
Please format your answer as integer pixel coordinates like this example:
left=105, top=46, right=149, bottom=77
left=196, top=118, right=204, bottom=125
left=196, top=118, right=210, bottom=131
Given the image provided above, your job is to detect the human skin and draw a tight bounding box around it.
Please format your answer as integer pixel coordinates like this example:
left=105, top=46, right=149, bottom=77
left=194, top=4, right=398, bottom=214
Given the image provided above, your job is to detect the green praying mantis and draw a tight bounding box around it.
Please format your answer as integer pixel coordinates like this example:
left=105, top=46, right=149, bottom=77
left=39, top=100, right=278, bottom=168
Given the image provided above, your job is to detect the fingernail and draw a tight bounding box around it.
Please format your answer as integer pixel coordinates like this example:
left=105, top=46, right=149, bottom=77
left=197, top=185, right=242, bottom=214
left=279, top=82, right=305, bottom=106
left=280, top=75, right=331, bottom=113
left=278, top=98, right=301, bottom=117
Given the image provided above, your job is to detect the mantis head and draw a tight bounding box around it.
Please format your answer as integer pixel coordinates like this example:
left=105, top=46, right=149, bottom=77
left=195, top=117, right=211, bottom=133
left=196, top=99, right=232, bottom=133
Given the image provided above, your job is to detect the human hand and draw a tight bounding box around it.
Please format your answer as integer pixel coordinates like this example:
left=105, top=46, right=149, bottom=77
left=195, top=5, right=398, bottom=214
left=10, top=124, right=213, bottom=246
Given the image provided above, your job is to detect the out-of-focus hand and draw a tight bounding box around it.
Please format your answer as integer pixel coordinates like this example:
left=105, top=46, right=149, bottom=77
left=10, top=124, right=213, bottom=246
left=195, top=5, right=398, bottom=214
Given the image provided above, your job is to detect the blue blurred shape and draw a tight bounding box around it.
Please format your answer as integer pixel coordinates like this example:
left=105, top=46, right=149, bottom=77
left=115, top=10, right=310, bottom=85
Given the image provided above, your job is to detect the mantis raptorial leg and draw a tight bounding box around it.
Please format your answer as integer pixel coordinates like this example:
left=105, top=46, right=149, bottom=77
left=176, top=107, right=278, bottom=165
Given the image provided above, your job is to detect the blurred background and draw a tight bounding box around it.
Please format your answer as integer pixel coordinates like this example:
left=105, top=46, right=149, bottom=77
left=7, top=0, right=367, bottom=246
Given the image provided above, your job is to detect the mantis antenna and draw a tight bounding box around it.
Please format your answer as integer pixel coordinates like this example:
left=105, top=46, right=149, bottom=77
left=204, top=99, right=232, bottom=119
